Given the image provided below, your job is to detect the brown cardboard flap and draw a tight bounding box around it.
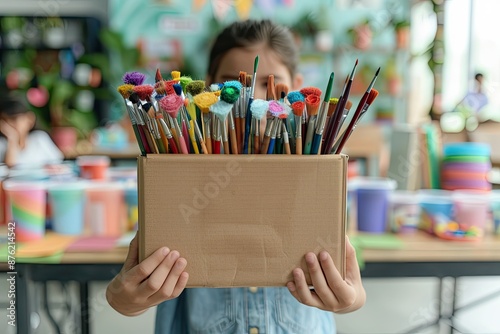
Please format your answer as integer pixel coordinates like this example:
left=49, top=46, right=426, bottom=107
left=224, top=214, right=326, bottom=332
left=138, top=154, right=347, bottom=287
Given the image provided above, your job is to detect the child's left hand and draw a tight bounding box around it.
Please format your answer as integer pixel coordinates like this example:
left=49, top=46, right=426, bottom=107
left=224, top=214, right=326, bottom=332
left=287, top=236, right=366, bottom=313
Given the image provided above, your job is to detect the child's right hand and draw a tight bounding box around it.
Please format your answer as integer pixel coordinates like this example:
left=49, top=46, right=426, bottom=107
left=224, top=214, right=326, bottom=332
left=106, top=232, right=189, bottom=316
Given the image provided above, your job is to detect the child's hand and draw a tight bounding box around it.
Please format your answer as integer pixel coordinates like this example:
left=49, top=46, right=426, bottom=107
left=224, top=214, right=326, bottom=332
left=0, top=120, right=19, bottom=142
left=286, top=236, right=366, bottom=313
left=106, top=232, right=189, bottom=316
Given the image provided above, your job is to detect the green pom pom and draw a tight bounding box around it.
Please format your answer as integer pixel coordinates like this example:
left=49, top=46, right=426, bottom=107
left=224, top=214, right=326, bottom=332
left=220, top=86, right=240, bottom=104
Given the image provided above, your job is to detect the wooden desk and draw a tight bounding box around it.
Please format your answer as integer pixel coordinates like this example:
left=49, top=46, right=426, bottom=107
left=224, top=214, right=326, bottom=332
left=10, top=232, right=500, bottom=334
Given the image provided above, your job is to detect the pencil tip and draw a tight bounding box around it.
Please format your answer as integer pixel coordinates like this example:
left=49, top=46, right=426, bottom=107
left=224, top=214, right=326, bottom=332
left=375, top=67, right=380, bottom=76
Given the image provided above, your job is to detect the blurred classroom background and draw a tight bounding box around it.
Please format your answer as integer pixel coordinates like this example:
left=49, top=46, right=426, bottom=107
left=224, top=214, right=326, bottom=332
left=1, top=0, right=500, bottom=333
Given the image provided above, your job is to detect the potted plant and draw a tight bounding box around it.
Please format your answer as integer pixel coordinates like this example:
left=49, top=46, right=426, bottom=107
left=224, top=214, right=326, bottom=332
left=348, top=19, right=373, bottom=50
left=393, top=20, right=410, bottom=49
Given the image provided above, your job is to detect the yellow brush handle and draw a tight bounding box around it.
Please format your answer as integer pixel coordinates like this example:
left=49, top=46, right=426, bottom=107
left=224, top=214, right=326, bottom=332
left=188, top=120, right=199, bottom=154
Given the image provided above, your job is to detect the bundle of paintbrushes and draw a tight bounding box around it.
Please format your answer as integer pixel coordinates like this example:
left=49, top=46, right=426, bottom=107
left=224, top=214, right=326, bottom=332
left=118, top=58, right=380, bottom=156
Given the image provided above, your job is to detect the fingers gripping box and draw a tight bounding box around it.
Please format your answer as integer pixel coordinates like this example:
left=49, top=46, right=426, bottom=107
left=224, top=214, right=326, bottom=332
left=138, top=154, right=348, bottom=287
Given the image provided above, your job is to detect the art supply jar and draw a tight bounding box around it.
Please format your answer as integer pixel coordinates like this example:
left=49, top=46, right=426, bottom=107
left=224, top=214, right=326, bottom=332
left=418, top=189, right=453, bottom=236
left=449, top=190, right=490, bottom=240
left=47, top=181, right=87, bottom=235
left=350, top=177, right=397, bottom=233
left=77, top=155, right=110, bottom=180
left=85, top=182, right=125, bottom=236
left=4, top=180, right=47, bottom=242
left=389, top=191, right=420, bottom=233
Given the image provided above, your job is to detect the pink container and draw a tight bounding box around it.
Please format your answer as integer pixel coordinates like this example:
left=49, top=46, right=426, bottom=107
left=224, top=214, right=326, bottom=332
left=85, top=182, right=125, bottom=236
left=452, top=190, right=490, bottom=239
left=77, top=156, right=110, bottom=180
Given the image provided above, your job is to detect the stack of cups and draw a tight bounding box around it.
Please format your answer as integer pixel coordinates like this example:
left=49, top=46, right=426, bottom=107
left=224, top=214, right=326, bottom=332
left=4, top=181, right=47, bottom=242
left=441, top=143, right=491, bottom=191
left=349, top=177, right=397, bottom=233
left=47, top=181, right=87, bottom=235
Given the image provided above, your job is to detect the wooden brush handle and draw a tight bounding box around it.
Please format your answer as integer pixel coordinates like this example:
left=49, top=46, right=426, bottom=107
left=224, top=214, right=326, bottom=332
left=295, top=137, right=302, bottom=155
left=230, top=128, right=238, bottom=154
left=205, top=136, right=213, bottom=154
left=284, top=142, right=291, bottom=155
left=260, top=135, right=271, bottom=154
left=235, top=118, right=242, bottom=154
left=253, top=134, right=260, bottom=155
left=223, top=140, right=230, bottom=155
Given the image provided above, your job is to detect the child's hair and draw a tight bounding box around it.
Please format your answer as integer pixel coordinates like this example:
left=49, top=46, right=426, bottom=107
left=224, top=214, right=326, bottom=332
left=0, top=92, right=30, bottom=118
left=208, top=19, right=299, bottom=80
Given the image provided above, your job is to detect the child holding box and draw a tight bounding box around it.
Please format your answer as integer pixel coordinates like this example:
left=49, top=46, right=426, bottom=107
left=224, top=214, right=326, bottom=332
left=107, top=19, right=365, bottom=333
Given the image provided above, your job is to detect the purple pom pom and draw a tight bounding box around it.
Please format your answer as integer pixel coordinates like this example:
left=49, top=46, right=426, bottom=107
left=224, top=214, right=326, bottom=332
left=123, top=72, right=146, bottom=86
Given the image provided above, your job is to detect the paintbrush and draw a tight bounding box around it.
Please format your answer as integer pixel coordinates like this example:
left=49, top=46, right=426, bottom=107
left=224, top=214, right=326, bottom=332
left=117, top=84, right=147, bottom=155
left=173, top=84, right=193, bottom=153
left=210, top=81, right=242, bottom=154
left=134, top=84, right=167, bottom=153
left=159, top=94, right=189, bottom=154
left=311, top=72, right=334, bottom=155
left=334, top=69, right=380, bottom=154
left=291, top=101, right=305, bottom=155
left=233, top=71, right=246, bottom=154
left=129, top=92, right=155, bottom=154
left=266, top=100, right=288, bottom=154
left=275, top=83, right=293, bottom=150
left=303, top=94, right=321, bottom=154
left=250, top=99, right=269, bottom=155
left=243, top=56, right=259, bottom=154
left=193, top=91, right=219, bottom=154
left=324, top=61, right=358, bottom=154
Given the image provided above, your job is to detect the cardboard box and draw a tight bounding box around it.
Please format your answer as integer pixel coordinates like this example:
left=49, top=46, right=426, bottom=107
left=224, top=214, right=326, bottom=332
left=138, top=154, right=348, bottom=287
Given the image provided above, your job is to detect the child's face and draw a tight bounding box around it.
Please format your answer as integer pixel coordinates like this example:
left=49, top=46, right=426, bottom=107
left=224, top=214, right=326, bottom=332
left=0, top=113, right=35, bottom=137
left=210, top=43, right=300, bottom=99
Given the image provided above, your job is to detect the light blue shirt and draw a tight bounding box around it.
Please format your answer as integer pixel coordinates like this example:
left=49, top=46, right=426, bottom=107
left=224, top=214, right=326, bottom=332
left=155, top=287, right=336, bottom=333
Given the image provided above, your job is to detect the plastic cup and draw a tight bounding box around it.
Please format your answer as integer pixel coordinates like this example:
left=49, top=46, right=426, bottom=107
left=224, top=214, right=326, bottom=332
left=85, top=182, right=125, bottom=236
left=77, top=156, right=110, bottom=180
left=350, top=177, right=397, bottom=233
left=48, top=182, right=87, bottom=235
left=124, top=183, right=138, bottom=231
left=451, top=191, right=490, bottom=239
left=4, top=181, right=47, bottom=242
left=418, top=189, right=453, bottom=235
left=491, top=190, right=500, bottom=235
left=389, top=191, right=421, bottom=233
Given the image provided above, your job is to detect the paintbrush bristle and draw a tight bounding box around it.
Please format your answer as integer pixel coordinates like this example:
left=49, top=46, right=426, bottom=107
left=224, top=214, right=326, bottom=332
left=287, top=91, right=305, bottom=104
left=155, top=69, right=163, bottom=83
left=245, top=75, right=252, bottom=88
left=154, top=81, right=166, bottom=95
left=250, top=99, right=269, bottom=120
left=291, top=101, right=305, bottom=117
left=133, top=85, right=154, bottom=100
left=367, top=89, right=379, bottom=105
left=305, top=94, right=321, bottom=116
left=327, top=98, right=339, bottom=117
left=300, top=86, right=322, bottom=98
left=193, top=91, right=218, bottom=113
left=123, top=71, right=146, bottom=86
left=117, top=84, right=135, bottom=99
left=185, top=80, right=205, bottom=96
left=128, top=92, right=139, bottom=104
left=266, top=75, right=275, bottom=101
left=159, top=94, right=183, bottom=118
left=275, top=83, right=289, bottom=100
left=345, top=100, right=353, bottom=110
left=254, top=55, right=259, bottom=73
left=171, top=71, right=181, bottom=81
left=238, top=71, right=247, bottom=86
